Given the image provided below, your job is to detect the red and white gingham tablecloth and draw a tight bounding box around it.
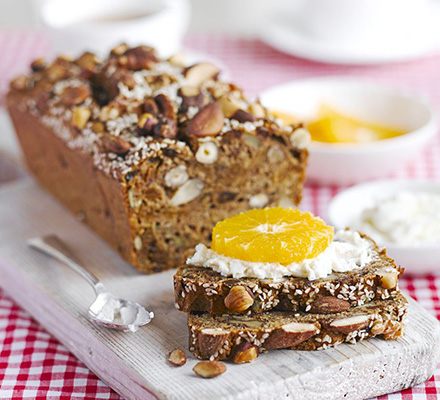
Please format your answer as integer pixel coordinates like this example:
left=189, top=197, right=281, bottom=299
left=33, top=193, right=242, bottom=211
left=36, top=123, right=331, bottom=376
left=1, top=31, right=440, bottom=400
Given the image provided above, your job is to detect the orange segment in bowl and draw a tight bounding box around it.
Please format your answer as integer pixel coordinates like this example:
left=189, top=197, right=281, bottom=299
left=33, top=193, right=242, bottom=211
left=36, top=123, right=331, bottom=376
left=211, top=207, right=334, bottom=265
left=308, top=104, right=406, bottom=144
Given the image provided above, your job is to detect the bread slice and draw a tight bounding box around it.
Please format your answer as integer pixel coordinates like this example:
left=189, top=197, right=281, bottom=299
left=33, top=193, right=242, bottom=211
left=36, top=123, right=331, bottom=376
left=188, top=292, right=408, bottom=360
left=174, top=243, right=403, bottom=315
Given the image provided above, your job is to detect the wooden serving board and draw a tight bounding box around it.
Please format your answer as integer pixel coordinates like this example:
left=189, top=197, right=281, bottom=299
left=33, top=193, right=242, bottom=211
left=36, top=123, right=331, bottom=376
left=1, top=180, right=439, bottom=400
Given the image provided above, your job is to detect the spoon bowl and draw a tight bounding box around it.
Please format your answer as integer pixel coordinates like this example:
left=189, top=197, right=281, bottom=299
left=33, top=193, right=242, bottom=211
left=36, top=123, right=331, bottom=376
left=27, top=235, right=154, bottom=332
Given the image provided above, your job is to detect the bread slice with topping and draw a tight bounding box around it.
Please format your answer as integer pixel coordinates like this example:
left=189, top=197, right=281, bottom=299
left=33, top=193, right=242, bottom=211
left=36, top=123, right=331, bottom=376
left=174, top=244, right=403, bottom=315
left=188, top=292, right=408, bottom=360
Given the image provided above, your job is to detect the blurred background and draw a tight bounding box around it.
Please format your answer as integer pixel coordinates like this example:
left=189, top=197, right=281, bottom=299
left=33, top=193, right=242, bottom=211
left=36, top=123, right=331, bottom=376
left=0, top=0, right=290, bottom=36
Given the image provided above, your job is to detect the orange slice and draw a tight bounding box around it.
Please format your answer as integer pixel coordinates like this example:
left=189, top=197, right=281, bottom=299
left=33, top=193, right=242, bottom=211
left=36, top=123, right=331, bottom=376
left=211, top=207, right=334, bottom=265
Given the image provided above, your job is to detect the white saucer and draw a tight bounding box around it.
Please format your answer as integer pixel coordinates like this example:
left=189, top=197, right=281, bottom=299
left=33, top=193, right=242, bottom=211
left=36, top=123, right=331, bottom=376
left=260, top=3, right=440, bottom=65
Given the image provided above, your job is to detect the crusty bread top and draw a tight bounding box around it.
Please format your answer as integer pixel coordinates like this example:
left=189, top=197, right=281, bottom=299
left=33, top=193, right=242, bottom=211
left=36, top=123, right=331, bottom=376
left=7, top=45, right=308, bottom=181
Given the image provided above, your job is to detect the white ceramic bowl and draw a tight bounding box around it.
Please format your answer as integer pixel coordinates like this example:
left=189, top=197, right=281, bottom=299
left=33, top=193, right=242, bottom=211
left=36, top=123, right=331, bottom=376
left=39, top=0, right=190, bottom=58
left=260, top=78, right=437, bottom=185
left=328, top=179, right=440, bottom=274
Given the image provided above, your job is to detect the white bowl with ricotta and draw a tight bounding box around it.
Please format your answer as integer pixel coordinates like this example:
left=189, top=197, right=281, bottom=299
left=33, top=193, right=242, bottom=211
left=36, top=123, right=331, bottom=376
left=260, top=78, right=437, bottom=185
left=328, top=179, right=440, bottom=274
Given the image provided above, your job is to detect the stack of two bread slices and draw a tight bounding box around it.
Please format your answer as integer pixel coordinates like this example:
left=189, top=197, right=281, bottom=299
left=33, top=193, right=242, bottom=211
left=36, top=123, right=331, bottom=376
left=174, top=237, right=408, bottom=362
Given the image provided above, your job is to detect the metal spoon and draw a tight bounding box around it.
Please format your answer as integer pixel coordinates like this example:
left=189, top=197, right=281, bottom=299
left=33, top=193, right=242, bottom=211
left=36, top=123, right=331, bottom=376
left=27, top=235, right=154, bottom=332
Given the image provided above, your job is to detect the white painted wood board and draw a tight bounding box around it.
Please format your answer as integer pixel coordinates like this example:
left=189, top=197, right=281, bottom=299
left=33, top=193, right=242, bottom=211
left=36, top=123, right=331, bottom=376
left=0, top=179, right=439, bottom=400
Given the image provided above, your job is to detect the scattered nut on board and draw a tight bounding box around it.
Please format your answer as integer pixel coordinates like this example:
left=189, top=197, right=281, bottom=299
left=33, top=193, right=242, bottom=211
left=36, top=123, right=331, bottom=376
left=168, top=349, right=186, bottom=366
left=193, top=361, right=226, bottom=378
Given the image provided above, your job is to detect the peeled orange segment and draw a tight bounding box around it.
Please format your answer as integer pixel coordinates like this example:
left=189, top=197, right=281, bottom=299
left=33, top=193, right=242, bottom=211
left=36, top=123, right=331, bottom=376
left=211, top=207, right=334, bottom=265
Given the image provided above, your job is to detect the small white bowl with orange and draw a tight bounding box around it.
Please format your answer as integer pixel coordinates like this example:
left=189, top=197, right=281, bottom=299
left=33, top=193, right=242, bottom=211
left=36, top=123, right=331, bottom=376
left=260, top=77, right=437, bottom=185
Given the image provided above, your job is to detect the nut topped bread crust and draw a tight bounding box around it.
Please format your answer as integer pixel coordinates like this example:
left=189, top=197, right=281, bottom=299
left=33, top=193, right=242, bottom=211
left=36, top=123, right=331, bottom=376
left=188, top=292, right=408, bottom=360
left=174, top=239, right=403, bottom=314
left=8, top=45, right=308, bottom=181
left=7, top=45, right=308, bottom=273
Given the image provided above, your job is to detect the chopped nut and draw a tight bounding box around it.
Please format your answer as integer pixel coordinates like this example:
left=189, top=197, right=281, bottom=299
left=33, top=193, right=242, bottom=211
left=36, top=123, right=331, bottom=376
left=170, top=178, right=203, bottom=206
left=76, top=52, right=100, bottom=70
left=330, top=315, right=370, bottom=334
left=371, top=320, right=386, bottom=335
left=217, top=191, right=237, bottom=203
left=231, top=109, right=256, bottom=123
left=71, top=107, right=91, bottom=130
left=198, top=329, right=229, bottom=359
left=167, top=52, right=186, bottom=67
left=264, top=322, right=319, bottom=350
left=168, top=349, right=186, bottom=366
left=184, top=62, right=220, bottom=87
left=10, top=75, right=29, bottom=91
left=224, top=286, right=254, bottom=313
left=102, top=136, right=132, bottom=155
left=61, top=85, right=91, bottom=106
left=228, top=318, right=264, bottom=329
left=100, top=105, right=120, bottom=121
left=178, top=86, right=205, bottom=110
left=249, top=193, right=269, bottom=208
left=193, top=361, right=226, bottom=379
left=134, top=235, right=143, bottom=251
left=142, top=98, right=159, bottom=115
left=118, top=46, right=158, bottom=70
left=195, top=142, right=218, bottom=164
left=233, top=342, right=258, bottom=364
left=91, top=121, right=105, bottom=133
left=164, top=166, right=188, bottom=188
left=31, top=58, right=46, bottom=72
left=249, top=102, right=266, bottom=118
left=111, top=43, right=130, bottom=56
left=138, top=113, right=159, bottom=133
left=377, top=268, right=398, bottom=289
left=290, top=127, right=311, bottom=149
left=242, top=133, right=261, bottom=149
left=278, top=196, right=296, bottom=208
left=382, top=320, right=404, bottom=340
left=267, top=145, right=284, bottom=164
left=45, top=64, right=66, bottom=82
left=154, top=94, right=176, bottom=121
left=187, top=102, right=224, bottom=137
left=218, top=95, right=243, bottom=118
left=155, top=120, right=177, bottom=139
left=311, top=296, right=350, bottom=314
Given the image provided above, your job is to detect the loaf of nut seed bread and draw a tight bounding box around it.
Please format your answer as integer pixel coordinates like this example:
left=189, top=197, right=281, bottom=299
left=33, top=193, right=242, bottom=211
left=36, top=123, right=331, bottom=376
left=174, top=238, right=403, bottom=315
left=7, top=45, right=309, bottom=273
left=188, top=292, right=408, bottom=360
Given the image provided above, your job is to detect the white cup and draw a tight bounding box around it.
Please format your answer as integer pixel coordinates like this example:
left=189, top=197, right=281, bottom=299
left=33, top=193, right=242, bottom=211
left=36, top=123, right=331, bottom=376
left=295, top=0, right=430, bottom=43
left=38, top=0, right=190, bottom=58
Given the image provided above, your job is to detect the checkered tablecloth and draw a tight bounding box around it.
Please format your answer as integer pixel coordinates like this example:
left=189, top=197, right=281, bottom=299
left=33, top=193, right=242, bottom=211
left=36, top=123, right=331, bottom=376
left=1, top=31, right=440, bottom=400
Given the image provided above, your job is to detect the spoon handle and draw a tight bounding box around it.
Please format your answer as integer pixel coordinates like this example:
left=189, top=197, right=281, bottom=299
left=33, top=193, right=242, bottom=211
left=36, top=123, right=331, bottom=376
left=27, top=235, right=102, bottom=291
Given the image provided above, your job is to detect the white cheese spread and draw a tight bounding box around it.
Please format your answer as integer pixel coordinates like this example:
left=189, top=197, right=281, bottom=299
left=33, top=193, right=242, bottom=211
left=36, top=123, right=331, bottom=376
left=187, top=230, right=375, bottom=280
left=356, top=191, right=440, bottom=246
